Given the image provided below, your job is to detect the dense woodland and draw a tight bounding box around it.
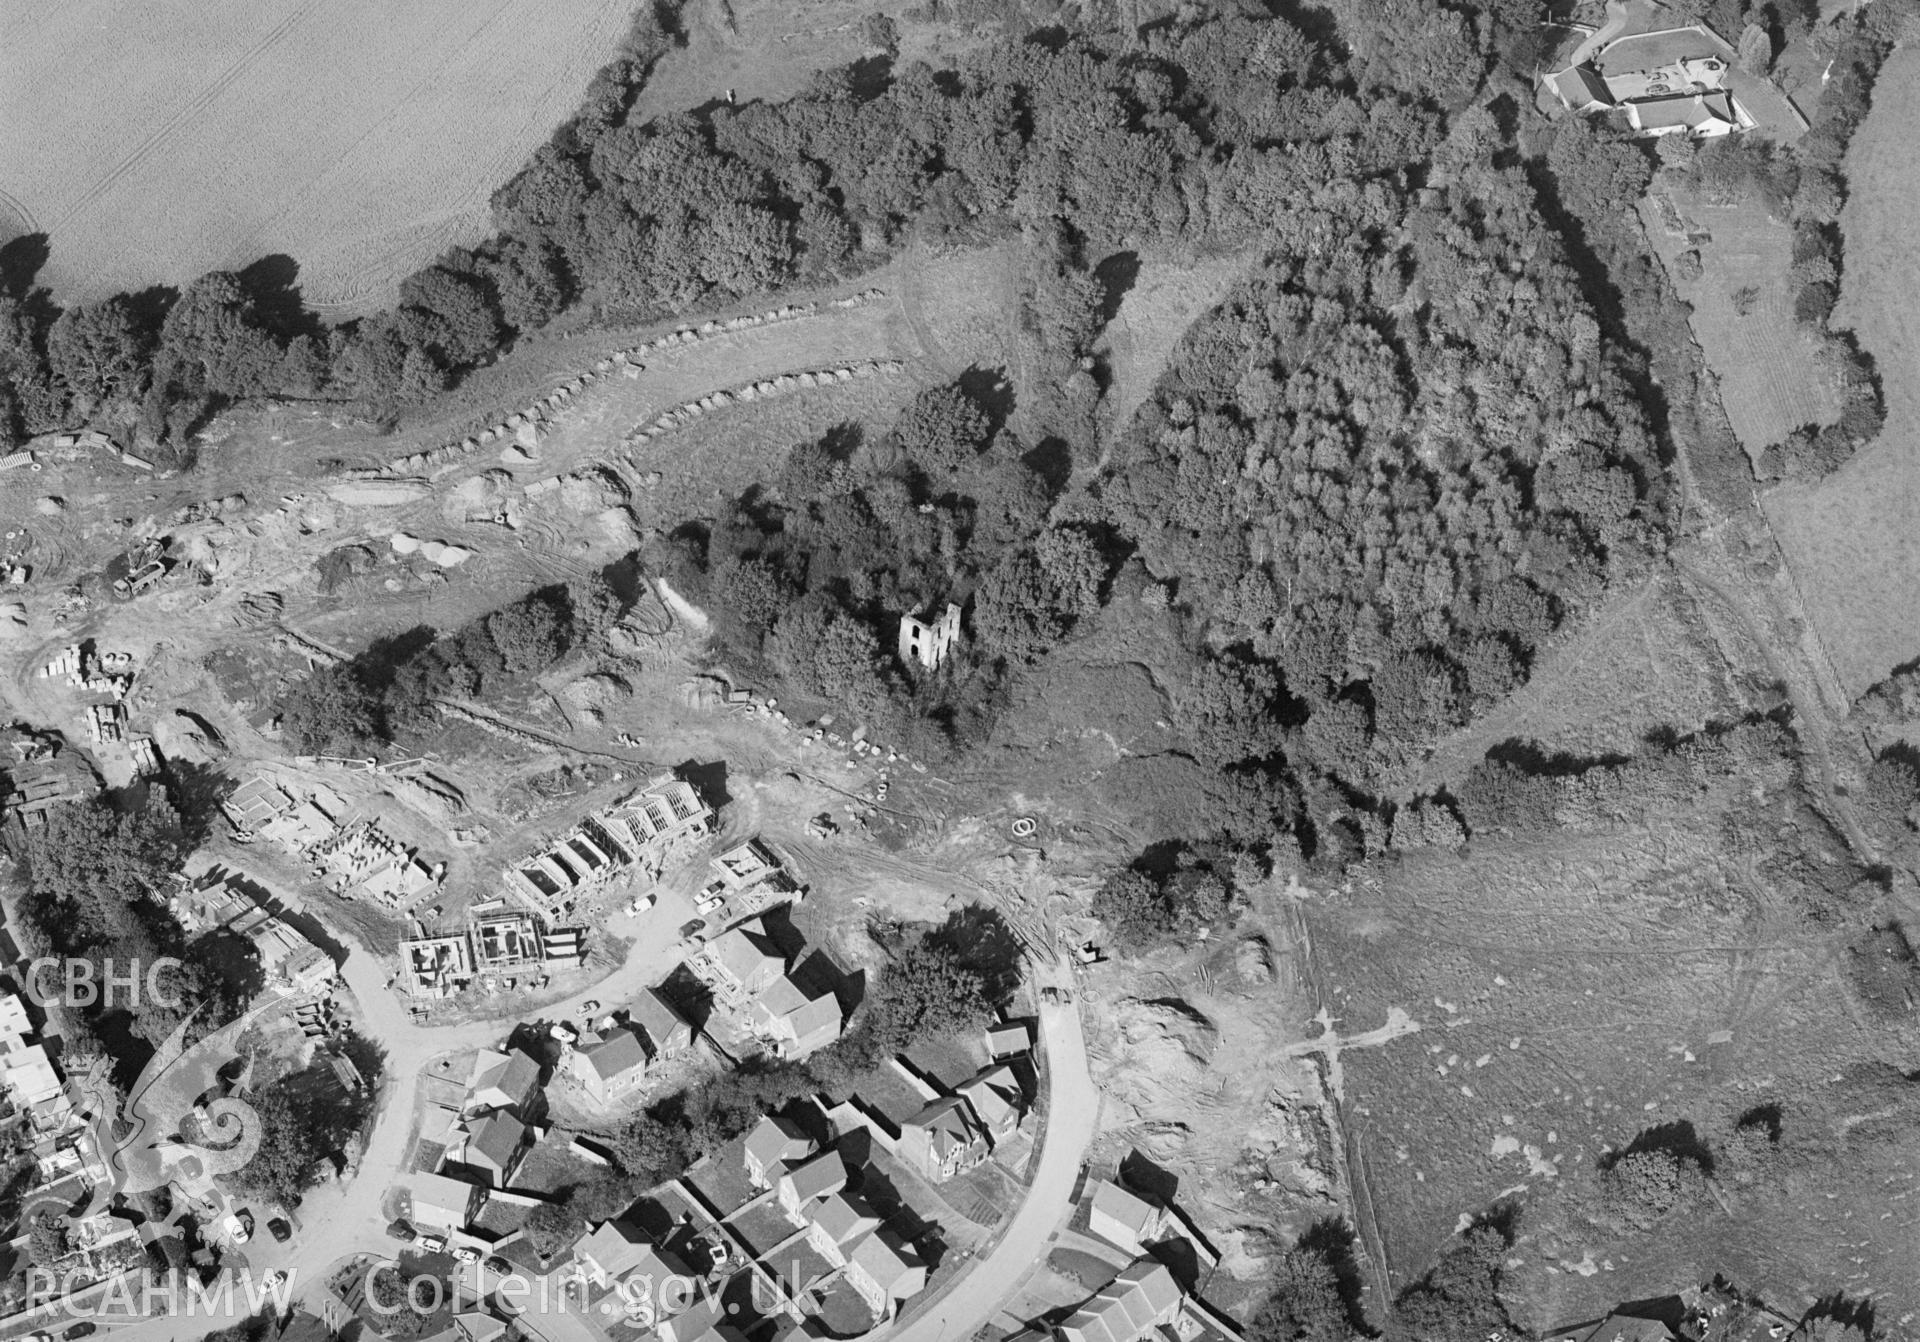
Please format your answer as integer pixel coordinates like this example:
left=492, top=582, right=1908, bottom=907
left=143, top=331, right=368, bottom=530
left=244, top=0, right=1920, bottom=886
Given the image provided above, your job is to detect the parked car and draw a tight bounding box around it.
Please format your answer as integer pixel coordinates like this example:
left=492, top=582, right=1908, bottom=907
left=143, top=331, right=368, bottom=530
left=452, top=1246, right=479, bottom=1265
left=484, top=1256, right=514, bottom=1276
left=625, top=893, right=656, bottom=914
left=678, top=918, right=706, bottom=939
left=263, top=1271, right=288, bottom=1291
left=267, top=1216, right=292, bottom=1243
left=221, top=1213, right=249, bottom=1244
left=65, top=1324, right=98, bottom=1340
left=418, top=1234, right=448, bottom=1254
left=386, top=1220, right=417, bottom=1242
left=237, top=1208, right=255, bottom=1238
left=580, top=1000, right=601, bottom=1015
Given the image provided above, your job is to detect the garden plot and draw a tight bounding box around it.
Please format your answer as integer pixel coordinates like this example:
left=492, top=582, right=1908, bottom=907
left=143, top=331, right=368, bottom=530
left=1643, top=188, right=1842, bottom=462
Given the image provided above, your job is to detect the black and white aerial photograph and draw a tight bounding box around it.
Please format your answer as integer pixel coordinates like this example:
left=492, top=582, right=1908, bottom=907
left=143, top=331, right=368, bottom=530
left=0, top=2, right=1916, bottom=1342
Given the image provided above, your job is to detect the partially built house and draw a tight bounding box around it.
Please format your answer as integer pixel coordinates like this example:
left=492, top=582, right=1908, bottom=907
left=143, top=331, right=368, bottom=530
left=504, top=775, right=713, bottom=920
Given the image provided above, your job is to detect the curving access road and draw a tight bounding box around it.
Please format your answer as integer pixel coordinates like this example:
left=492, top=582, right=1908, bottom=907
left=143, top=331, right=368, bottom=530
left=877, top=982, right=1099, bottom=1342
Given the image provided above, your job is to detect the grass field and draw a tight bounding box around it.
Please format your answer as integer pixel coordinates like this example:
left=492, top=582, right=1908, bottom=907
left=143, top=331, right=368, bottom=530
left=1095, top=248, right=1256, bottom=440
left=1642, top=187, right=1842, bottom=462
left=1314, top=792, right=1918, bottom=1328
left=1768, top=45, right=1920, bottom=700
left=0, top=0, right=633, bottom=311
left=1386, top=571, right=1757, bottom=800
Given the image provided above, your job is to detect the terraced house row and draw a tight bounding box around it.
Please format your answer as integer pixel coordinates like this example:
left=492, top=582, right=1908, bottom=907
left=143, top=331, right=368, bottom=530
left=505, top=774, right=713, bottom=920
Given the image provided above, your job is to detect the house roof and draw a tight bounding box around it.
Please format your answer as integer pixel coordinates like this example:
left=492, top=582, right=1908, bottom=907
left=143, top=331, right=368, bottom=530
left=666, top=1293, right=725, bottom=1342
left=780, top=1148, right=848, bottom=1206
left=1067, top=1282, right=1167, bottom=1342
left=1579, top=1318, right=1677, bottom=1342
left=848, top=1229, right=922, bottom=1290
left=454, top=1313, right=509, bottom=1342
left=1628, top=91, right=1736, bottom=130
left=744, top=1115, right=813, bottom=1172
left=630, top=987, right=691, bottom=1050
left=1064, top=1261, right=1183, bottom=1342
left=1061, top=1311, right=1119, bottom=1342
left=1548, top=64, right=1612, bottom=109
left=810, top=1192, right=880, bottom=1246
left=581, top=1027, right=649, bottom=1082
left=907, top=1096, right=978, bottom=1149
left=959, top=1063, right=1021, bottom=1128
left=274, top=1312, right=337, bottom=1342
left=464, top=1111, right=528, bottom=1171
left=756, top=975, right=811, bottom=1018
left=986, top=1021, right=1030, bottom=1056
left=782, top=993, right=842, bottom=1050
left=420, top=1103, right=462, bottom=1147
left=470, top=1048, right=540, bottom=1107
left=1112, top=1261, right=1182, bottom=1326
left=577, top=1220, right=653, bottom=1278
left=411, top=1172, right=480, bottom=1225
left=709, top=922, right=783, bottom=985
left=1090, top=1181, right=1159, bottom=1237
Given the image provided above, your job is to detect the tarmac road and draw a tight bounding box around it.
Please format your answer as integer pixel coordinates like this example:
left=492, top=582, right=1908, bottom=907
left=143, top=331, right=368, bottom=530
left=872, top=981, right=1099, bottom=1342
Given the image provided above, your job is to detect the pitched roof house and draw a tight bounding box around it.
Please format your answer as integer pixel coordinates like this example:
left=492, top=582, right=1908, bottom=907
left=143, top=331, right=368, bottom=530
left=466, top=1048, right=541, bottom=1115
left=1058, top=1261, right=1184, bottom=1342
left=744, top=1115, right=815, bottom=1189
left=575, top=1220, right=690, bottom=1288
left=897, top=1096, right=988, bottom=1183
left=804, top=1192, right=881, bottom=1266
left=457, top=1110, right=530, bottom=1187
left=776, top=1148, right=848, bottom=1218
left=630, top=986, right=693, bottom=1058
left=692, top=920, right=785, bottom=1005
left=449, top=1312, right=510, bottom=1342
left=844, top=1230, right=927, bottom=1316
left=751, top=977, right=843, bottom=1058
left=410, top=1171, right=482, bottom=1232
left=655, top=1293, right=729, bottom=1342
left=1547, top=64, right=1612, bottom=112
left=1574, top=1317, right=1680, bottom=1342
left=1087, top=1181, right=1168, bottom=1257
left=568, top=1026, right=650, bottom=1104
left=957, top=1062, right=1024, bottom=1141
left=1625, top=91, right=1746, bottom=137
left=985, top=1020, right=1032, bottom=1059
